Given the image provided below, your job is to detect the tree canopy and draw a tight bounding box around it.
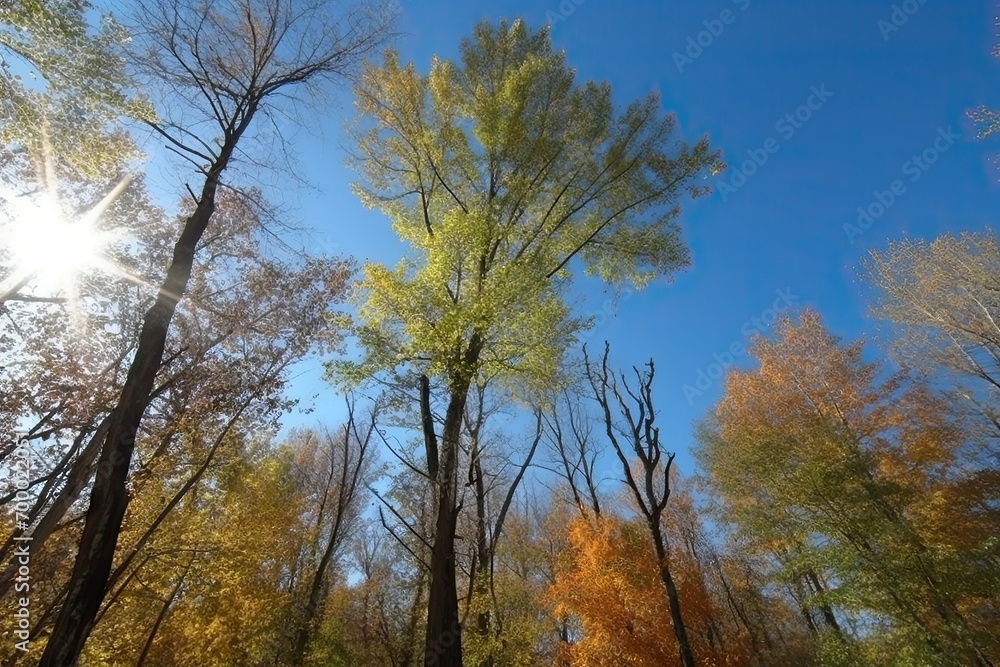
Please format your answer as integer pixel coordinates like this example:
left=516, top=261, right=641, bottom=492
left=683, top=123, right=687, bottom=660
left=0, top=7, right=997, bottom=667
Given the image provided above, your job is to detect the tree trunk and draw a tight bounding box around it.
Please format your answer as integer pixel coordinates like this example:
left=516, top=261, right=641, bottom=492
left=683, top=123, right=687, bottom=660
left=790, top=580, right=819, bottom=636
left=0, top=416, right=108, bottom=598
left=717, top=563, right=762, bottom=653
left=291, top=523, right=340, bottom=665
left=423, top=385, right=469, bottom=667
left=135, top=557, right=192, bottom=667
left=805, top=569, right=843, bottom=637
left=292, top=411, right=371, bottom=665
left=651, top=522, right=697, bottom=667
left=472, top=442, right=493, bottom=667
left=38, top=125, right=247, bottom=667
left=423, top=334, right=483, bottom=667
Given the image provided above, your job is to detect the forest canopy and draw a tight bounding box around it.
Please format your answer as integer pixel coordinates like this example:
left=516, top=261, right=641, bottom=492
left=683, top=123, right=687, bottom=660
left=0, top=3, right=997, bottom=667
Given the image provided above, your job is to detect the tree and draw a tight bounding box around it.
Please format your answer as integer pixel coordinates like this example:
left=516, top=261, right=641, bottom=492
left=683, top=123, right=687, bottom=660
left=541, top=386, right=605, bottom=519
left=338, top=19, right=720, bottom=665
left=0, top=0, right=145, bottom=308
left=286, top=403, right=379, bottom=665
left=36, top=0, right=393, bottom=662
left=0, top=175, right=169, bottom=534
left=81, top=432, right=304, bottom=666
left=0, top=0, right=139, bottom=179
left=458, top=385, right=543, bottom=667
left=584, top=344, right=698, bottom=667
left=695, top=311, right=999, bottom=666
left=864, top=232, right=1000, bottom=438
left=549, top=513, right=725, bottom=667
left=0, top=183, right=353, bottom=662
left=328, top=524, right=428, bottom=667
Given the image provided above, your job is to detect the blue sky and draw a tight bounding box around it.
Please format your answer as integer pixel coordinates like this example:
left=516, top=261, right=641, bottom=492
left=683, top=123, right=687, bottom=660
left=281, top=0, right=1000, bottom=474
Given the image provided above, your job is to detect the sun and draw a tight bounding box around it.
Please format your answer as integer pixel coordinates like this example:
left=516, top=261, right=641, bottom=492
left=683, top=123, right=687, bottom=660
left=1, top=175, right=132, bottom=302
left=8, top=202, right=104, bottom=282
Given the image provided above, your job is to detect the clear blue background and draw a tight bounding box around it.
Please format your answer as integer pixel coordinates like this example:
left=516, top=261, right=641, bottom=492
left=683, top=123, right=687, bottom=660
left=279, top=0, right=1000, bottom=475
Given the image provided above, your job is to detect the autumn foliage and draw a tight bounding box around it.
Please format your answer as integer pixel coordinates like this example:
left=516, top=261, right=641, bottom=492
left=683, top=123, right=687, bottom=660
left=696, top=311, right=1000, bottom=666
left=549, top=514, right=741, bottom=667
left=2, top=5, right=1000, bottom=666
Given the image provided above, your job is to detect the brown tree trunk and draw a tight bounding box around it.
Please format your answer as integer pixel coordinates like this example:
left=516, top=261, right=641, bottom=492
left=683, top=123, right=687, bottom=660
left=791, top=580, right=819, bottom=636
left=135, top=557, right=192, bottom=667
left=805, top=569, right=843, bottom=637
left=291, top=421, right=367, bottom=665
left=651, top=520, right=697, bottom=667
left=472, top=441, right=493, bottom=667
left=423, top=335, right=483, bottom=667
left=291, top=532, right=338, bottom=665
left=38, top=123, right=248, bottom=667
left=586, top=346, right=697, bottom=667
left=423, top=384, right=469, bottom=667
left=716, top=562, right=762, bottom=653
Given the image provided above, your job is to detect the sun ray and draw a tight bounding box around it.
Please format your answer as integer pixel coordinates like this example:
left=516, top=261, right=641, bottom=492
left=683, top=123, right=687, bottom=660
left=0, top=172, right=136, bottom=305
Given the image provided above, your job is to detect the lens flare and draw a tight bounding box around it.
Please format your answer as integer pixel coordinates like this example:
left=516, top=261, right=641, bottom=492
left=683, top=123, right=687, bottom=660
left=8, top=203, right=104, bottom=282
left=1, top=174, right=132, bottom=302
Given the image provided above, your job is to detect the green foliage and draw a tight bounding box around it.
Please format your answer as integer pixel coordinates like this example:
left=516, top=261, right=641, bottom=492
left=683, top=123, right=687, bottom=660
left=334, top=18, right=720, bottom=393
left=0, top=0, right=144, bottom=177
left=695, top=311, right=1000, bottom=665
left=463, top=570, right=548, bottom=667
left=813, top=631, right=868, bottom=667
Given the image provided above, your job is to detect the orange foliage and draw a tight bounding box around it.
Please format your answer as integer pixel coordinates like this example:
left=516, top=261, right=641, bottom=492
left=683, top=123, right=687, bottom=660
left=699, top=310, right=1000, bottom=662
left=548, top=515, right=751, bottom=667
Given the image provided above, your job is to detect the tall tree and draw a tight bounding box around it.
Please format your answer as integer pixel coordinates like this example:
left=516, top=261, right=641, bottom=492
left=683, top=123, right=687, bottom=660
left=584, top=343, right=698, bottom=667
left=38, top=1, right=393, bottom=663
left=87, top=430, right=310, bottom=666
left=695, top=311, right=999, bottom=666
left=550, top=513, right=719, bottom=667
left=338, top=19, right=720, bottom=665
left=287, top=403, right=379, bottom=665
left=459, top=384, right=543, bottom=667
left=0, top=183, right=353, bottom=662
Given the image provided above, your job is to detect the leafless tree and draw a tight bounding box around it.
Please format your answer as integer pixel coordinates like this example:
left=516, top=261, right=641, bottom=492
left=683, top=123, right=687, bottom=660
left=287, top=399, right=379, bottom=665
left=585, top=342, right=697, bottom=667
left=460, top=382, right=542, bottom=667
left=540, top=388, right=604, bottom=518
